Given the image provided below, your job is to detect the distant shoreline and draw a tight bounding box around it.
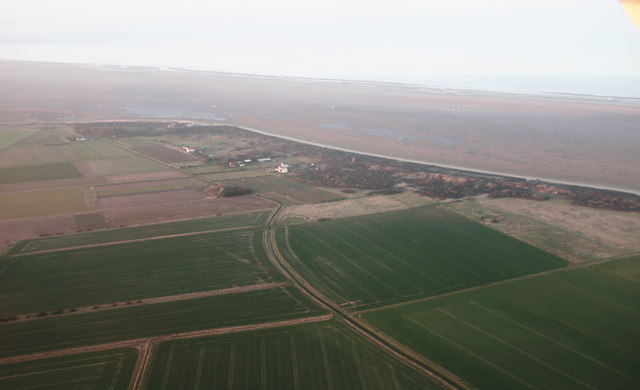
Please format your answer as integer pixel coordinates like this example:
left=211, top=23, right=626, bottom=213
left=233, top=124, right=640, bottom=197
left=74, top=117, right=640, bottom=197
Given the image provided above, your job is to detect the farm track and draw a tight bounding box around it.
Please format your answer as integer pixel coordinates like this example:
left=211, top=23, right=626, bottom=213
left=10, top=283, right=287, bottom=324
left=10, top=224, right=257, bottom=257
left=263, top=201, right=466, bottom=390
left=0, top=315, right=332, bottom=367
left=128, top=341, right=154, bottom=390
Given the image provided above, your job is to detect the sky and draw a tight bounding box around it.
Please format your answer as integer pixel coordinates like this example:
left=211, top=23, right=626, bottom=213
left=1, top=0, right=639, bottom=96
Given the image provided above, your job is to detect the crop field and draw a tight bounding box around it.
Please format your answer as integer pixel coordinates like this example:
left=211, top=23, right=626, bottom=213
left=95, top=177, right=204, bottom=197
left=0, top=161, right=83, bottom=184
left=73, top=156, right=167, bottom=176
left=145, top=321, right=443, bottom=390
left=11, top=210, right=271, bottom=254
left=277, top=206, right=567, bottom=309
left=134, top=145, right=198, bottom=163
left=0, top=287, right=323, bottom=358
left=201, top=168, right=270, bottom=181
left=364, top=256, right=640, bottom=390
left=184, top=164, right=231, bottom=175
left=0, top=348, right=138, bottom=389
left=1, top=228, right=281, bottom=315
left=0, top=140, right=131, bottom=167
left=0, top=130, right=32, bottom=148
left=11, top=128, right=72, bottom=146
left=223, top=175, right=341, bottom=205
left=102, top=169, right=187, bottom=184
left=102, top=195, right=274, bottom=228
left=0, top=187, right=95, bottom=220
left=97, top=188, right=208, bottom=210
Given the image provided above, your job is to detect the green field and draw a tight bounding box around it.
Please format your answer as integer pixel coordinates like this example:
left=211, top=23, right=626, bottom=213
left=11, top=210, right=271, bottom=254
left=0, top=130, right=33, bottom=149
left=365, top=256, right=640, bottom=390
left=11, top=128, right=73, bottom=146
left=145, top=321, right=443, bottom=390
left=277, top=206, right=567, bottom=309
left=79, top=156, right=167, bottom=176
left=1, top=228, right=281, bottom=315
left=0, top=187, right=95, bottom=220
left=0, top=162, right=83, bottom=184
left=0, top=348, right=138, bottom=389
left=0, top=287, right=323, bottom=358
left=0, top=140, right=132, bottom=167
left=223, top=175, right=341, bottom=205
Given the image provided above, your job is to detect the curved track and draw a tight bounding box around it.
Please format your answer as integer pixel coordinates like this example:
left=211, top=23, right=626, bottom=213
left=262, top=201, right=466, bottom=390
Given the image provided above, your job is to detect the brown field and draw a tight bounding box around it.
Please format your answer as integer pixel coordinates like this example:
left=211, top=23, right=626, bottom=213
left=72, top=156, right=167, bottom=176
left=449, top=196, right=640, bottom=262
left=2, top=61, right=637, bottom=192
left=97, top=188, right=208, bottom=209
left=282, top=192, right=434, bottom=222
left=73, top=213, right=110, bottom=232
left=133, top=145, right=198, bottom=163
left=102, top=195, right=274, bottom=227
left=0, top=187, right=95, bottom=220
left=102, top=170, right=187, bottom=184
left=0, top=176, right=103, bottom=194
left=0, top=215, right=76, bottom=243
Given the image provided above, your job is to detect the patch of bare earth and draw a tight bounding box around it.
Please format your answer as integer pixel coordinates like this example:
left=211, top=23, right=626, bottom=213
left=0, top=215, right=75, bottom=243
left=0, top=176, right=103, bottom=194
left=282, top=192, right=434, bottom=222
left=103, top=195, right=273, bottom=227
left=449, top=196, right=640, bottom=262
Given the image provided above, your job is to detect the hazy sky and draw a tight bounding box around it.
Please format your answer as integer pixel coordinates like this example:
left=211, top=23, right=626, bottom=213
left=1, top=0, right=639, bottom=95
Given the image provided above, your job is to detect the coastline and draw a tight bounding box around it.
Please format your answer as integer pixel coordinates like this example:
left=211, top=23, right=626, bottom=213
left=80, top=117, right=640, bottom=197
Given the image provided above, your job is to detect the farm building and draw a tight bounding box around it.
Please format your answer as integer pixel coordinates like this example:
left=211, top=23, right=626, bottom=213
left=275, top=163, right=289, bottom=173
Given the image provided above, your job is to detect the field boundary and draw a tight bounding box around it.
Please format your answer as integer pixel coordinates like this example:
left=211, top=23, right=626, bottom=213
left=355, top=254, right=635, bottom=315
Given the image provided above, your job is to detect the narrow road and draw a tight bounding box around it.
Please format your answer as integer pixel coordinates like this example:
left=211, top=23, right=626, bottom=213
left=262, top=202, right=467, bottom=390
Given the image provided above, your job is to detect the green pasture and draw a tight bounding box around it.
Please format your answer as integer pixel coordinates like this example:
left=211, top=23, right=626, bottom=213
left=0, top=162, right=83, bottom=184
left=365, top=256, right=640, bottom=390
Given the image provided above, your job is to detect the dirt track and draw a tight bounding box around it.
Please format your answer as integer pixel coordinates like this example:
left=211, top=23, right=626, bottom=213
left=12, top=224, right=261, bottom=257
left=11, top=283, right=287, bottom=323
